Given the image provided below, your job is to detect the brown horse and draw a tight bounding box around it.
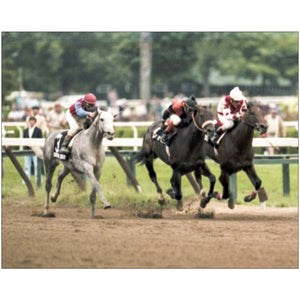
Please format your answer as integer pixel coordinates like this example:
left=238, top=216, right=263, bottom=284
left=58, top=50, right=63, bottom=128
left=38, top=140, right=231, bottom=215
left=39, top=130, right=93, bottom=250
left=201, top=101, right=268, bottom=209
left=135, top=105, right=216, bottom=211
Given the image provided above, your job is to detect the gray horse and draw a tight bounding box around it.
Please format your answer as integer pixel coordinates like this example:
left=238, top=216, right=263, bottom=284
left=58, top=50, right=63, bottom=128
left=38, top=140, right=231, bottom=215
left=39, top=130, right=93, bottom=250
left=43, top=107, right=116, bottom=218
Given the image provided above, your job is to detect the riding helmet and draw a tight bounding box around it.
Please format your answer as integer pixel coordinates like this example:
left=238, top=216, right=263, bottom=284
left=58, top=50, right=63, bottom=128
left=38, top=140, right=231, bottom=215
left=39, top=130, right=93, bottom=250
left=84, top=93, right=97, bottom=104
left=184, top=97, right=197, bottom=112
left=230, top=87, right=244, bottom=101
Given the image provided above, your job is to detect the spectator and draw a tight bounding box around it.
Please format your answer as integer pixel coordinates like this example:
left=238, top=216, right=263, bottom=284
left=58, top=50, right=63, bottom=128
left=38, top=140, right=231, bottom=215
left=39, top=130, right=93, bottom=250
left=8, top=106, right=25, bottom=121
left=107, top=89, right=118, bottom=107
left=135, top=100, right=148, bottom=121
left=46, top=102, right=67, bottom=133
left=263, top=105, right=286, bottom=155
left=23, top=116, right=43, bottom=185
left=7, top=106, right=18, bottom=121
left=26, top=105, right=48, bottom=136
left=120, top=103, right=133, bottom=121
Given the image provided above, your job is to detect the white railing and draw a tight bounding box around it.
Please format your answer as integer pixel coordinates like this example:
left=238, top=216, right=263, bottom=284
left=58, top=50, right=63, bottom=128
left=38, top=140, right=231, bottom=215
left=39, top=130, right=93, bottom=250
left=2, top=121, right=299, bottom=151
left=2, top=121, right=154, bottom=151
left=2, top=120, right=298, bottom=139
left=2, top=137, right=299, bottom=149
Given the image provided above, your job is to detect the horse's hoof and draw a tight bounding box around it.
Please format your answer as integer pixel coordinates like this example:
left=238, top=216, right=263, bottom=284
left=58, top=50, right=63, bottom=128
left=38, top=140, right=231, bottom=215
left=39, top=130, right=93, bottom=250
left=50, top=194, right=57, bottom=203
left=228, top=199, right=235, bottom=209
left=104, top=205, right=111, bottom=209
left=200, top=199, right=207, bottom=209
left=158, top=199, right=165, bottom=206
left=166, top=188, right=175, bottom=199
left=244, top=191, right=257, bottom=202
left=158, top=193, right=166, bottom=206
left=212, top=191, right=219, bottom=198
left=176, top=200, right=183, bottom=211
left=200, top=197, right=210, bottom=208
left=244, top=195, right=253, bottom=202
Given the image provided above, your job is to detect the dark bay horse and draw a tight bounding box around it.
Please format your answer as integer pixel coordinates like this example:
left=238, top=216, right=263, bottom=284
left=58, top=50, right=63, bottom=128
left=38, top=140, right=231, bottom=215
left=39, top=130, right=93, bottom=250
left=201, top=101, right=268, bottom=209
left=43, top=107, right=116, bottom=218
left=135, top=105, right=216, bottom=211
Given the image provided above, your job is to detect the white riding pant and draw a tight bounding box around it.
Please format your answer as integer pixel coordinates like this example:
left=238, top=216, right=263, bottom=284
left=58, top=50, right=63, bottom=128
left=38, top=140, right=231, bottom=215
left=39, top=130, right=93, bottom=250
left=218, top=114, right=234, bottom=131
left=169, top=114, right=181, bottom=126
left=66, top=109, right=85, bottom=136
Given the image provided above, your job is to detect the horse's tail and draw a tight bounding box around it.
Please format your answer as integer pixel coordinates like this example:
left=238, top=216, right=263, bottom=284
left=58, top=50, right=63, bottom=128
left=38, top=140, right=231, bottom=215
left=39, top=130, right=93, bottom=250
left=133, top=150, right=146, bottom=165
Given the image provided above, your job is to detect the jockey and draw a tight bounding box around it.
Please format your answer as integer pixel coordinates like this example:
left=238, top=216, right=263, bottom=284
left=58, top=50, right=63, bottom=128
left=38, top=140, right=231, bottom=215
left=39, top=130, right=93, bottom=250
left=211, top=86, right=248, bottom=146
left=160, top=96, right=198, bottom=145
left=60, top=93, right=97, bottom=154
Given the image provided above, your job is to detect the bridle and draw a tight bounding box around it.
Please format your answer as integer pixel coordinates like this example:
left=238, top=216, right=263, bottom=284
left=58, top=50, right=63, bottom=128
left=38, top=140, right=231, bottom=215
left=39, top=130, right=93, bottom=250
left=192, top=109, right=214, bottom=132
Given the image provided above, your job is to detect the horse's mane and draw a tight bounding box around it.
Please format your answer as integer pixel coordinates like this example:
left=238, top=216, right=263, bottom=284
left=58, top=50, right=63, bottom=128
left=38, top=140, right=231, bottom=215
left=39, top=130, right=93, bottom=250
left=83, top=106, right=108, bottom=129
left=247, top=100, right=258, bottom=109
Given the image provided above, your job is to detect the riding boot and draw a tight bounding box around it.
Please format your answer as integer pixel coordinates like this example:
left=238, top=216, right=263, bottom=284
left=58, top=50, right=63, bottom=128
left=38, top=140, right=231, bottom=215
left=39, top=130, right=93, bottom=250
left=161, top=131, right=169, bottom=144
left=211, top=129, right=223, bottom=147
left=60, top=135, right=72, bottom=155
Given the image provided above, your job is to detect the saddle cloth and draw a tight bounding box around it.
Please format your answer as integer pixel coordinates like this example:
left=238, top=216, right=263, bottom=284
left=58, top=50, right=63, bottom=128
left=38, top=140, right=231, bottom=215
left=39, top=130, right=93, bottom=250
left=152, top=127, right=164, bottom=143
left=53, top=130, right=82, bottom=160
left=53, top=131, right=69, bottom=160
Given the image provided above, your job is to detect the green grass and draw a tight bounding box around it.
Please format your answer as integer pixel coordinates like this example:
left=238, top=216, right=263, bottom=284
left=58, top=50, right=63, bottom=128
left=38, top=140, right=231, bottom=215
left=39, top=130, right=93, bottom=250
left=1, top=155, right=298, bottom=209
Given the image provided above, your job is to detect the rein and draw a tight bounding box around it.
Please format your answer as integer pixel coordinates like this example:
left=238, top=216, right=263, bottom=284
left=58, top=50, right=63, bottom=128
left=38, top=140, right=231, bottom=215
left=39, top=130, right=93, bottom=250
left=192, top=110, right=214, bottom=132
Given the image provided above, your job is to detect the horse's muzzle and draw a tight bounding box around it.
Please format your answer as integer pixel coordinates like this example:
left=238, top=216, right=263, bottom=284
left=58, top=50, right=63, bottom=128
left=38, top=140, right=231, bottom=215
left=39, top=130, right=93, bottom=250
left=256, top=124, right=268, bottom=135
left=105, top=132, right=115, bottom=140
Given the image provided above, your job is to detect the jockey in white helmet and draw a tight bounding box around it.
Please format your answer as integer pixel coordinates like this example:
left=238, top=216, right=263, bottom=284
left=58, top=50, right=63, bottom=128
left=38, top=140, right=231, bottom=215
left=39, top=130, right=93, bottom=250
left=211, top=87, right=248, bottom=146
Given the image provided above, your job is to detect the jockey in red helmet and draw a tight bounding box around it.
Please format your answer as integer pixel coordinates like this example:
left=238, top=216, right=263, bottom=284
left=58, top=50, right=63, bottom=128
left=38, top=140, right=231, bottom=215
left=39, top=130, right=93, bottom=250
left=60, top=93, right=97, bottom=155
left=210, top=87, right=248, bottom=146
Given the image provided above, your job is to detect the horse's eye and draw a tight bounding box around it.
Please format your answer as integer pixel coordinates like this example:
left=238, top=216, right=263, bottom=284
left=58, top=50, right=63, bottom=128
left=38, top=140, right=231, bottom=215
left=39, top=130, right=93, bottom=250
left=100, top=118, right=104, bottom=122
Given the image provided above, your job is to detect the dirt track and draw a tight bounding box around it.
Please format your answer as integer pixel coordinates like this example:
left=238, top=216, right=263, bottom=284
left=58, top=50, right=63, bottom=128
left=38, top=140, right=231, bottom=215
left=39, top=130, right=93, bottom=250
left=2, top=201, right=298, bottom=268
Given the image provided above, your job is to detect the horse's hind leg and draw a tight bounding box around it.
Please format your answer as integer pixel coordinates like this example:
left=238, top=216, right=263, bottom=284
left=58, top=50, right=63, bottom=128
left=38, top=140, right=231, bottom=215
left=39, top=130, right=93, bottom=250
left=89, top=189, right=97, bottom=218
left=219, top=169, right=234, bottom=209
left=144, top=158, right=165, bottom=205
left=51, top=166, right=70, bottom=203
left=44, top=160, right=58, bottom=215
left=243, top=164, right=263, bottom=202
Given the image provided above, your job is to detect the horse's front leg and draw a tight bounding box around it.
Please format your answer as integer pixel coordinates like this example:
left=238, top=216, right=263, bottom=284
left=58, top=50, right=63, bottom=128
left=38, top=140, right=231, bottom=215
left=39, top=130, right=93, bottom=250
left=170, top=170, right=183, bottom=211
left=219, top=168, right=234, bottom=209
left=197, top=163, right=217, bottom=208
left=82, top=162, right=111, bottom=218
left=243, top=164, right=266, bottom=202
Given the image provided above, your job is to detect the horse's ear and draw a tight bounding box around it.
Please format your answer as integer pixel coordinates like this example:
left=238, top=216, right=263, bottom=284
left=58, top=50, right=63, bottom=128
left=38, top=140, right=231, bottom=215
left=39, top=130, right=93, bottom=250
left=97, top=107, right=102, bottom=114
left=113, top=113, right=118, bottom=120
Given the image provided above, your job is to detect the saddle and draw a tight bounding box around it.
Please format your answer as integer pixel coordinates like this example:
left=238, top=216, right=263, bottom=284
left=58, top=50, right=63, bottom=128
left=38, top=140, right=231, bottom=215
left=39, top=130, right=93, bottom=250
left=53, top=130, right=82, bottom=160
